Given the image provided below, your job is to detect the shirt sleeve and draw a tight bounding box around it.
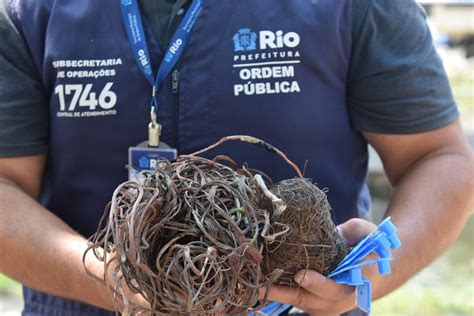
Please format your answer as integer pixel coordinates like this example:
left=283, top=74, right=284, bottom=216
left=348, top=0, right=459, bottom=134
left=0, top=0, right=49, bottom=157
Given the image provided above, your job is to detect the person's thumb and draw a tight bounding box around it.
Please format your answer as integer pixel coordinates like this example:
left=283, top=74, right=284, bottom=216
left=337, top=218, right=377, bottom=246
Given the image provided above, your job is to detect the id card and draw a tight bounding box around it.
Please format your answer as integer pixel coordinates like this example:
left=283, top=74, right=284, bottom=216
left=128, top=141, right=177, bottom=181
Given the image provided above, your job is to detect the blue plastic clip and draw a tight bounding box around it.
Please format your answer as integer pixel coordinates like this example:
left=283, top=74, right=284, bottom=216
left=248, top=218, right=400, bottom=315
left=329, top=217, right=401, bottom=314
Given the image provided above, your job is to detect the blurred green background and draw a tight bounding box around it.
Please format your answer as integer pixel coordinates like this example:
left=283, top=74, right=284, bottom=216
left=371, top=191, right=474, bottom=316
left=370, top=44, right=474, bottom=316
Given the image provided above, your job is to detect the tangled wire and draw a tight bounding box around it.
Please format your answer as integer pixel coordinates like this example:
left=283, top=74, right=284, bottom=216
left=84, top=136, right=347, bottom=315
left=262, top=179, right=347, bottom=286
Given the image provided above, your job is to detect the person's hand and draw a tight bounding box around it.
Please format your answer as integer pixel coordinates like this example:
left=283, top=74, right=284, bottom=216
left=264, top=218, right=379, bottom=316
left=84, top=249, right=152, bottom=314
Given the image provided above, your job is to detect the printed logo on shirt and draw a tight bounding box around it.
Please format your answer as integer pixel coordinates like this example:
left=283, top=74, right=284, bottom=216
left=52, top=58, right=123, bottom=118
left=232, top=28, right=302, bottom=97
left=232, top=28, right=301, bottom=52
left=233, top=29, right=257, bottom=52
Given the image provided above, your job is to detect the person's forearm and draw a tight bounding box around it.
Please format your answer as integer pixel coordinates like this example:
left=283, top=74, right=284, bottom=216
left=0, top=176, right=114, bottom=310
left=373, top=147, right=474, bottom=299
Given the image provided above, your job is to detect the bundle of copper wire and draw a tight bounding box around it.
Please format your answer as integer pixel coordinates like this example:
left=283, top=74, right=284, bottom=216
left=84, top=136, right=346, bottom=315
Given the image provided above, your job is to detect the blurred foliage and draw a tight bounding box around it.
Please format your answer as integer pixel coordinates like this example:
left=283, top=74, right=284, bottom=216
left=0, top=274, right=21, bottom=297
left=452, top=73, right=474, bottom=124
left=372, top=218, right=474, bottom=315
left=438, top=47, right=474, bottom=130
left=371, top=54, right=474, bottom=315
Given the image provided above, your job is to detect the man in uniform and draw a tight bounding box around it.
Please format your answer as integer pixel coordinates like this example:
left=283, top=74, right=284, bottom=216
left=0, top=0, right=472, bottom=315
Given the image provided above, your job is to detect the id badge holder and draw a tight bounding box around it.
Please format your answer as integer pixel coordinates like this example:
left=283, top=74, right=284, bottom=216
left=128, top=141, right=177, bottom=181
left=128, top=114, right=177, bottom=181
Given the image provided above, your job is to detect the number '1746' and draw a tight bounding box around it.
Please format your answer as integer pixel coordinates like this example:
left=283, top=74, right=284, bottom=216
left=54, top=82, right=117, bottom=111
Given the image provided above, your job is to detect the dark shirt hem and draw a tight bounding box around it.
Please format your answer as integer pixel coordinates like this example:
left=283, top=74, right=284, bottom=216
left=352, top=105, right=459, bottom=135
left=0, top=144, right=48, bottom=158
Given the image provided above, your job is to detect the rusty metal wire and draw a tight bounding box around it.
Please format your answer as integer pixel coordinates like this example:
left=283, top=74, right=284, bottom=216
left=83, top=136, right=346, bottom=315
left=261, top=178, right=347, bottom=286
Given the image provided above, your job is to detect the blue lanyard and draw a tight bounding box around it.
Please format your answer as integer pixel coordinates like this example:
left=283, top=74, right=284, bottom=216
left=119, top=0, right=204, bottom=112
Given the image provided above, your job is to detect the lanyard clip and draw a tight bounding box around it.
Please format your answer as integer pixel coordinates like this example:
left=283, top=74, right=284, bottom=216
left=148, top=106, right=162, bottom=147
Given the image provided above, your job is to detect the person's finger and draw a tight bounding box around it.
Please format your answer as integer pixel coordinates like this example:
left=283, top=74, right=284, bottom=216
left=337, top=218, right=377, bottom=246
left=310, top=312, right=340, bottom=316
left=265, top=285, right=353, bottom=314
left=294, top=270, right=354, bottom=300
left=265, top=285, right=318, bottom=309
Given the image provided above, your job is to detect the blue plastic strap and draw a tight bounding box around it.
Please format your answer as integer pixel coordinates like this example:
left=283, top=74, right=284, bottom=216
left=332, top=218, right=400, bottom=274
left=356, top=280, right=371, bottom=313
left=328, top=218, right=401, bottom=314
left=248, top=218, right=400, bottom=315
left=119, top=0, right=204, bottom=110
